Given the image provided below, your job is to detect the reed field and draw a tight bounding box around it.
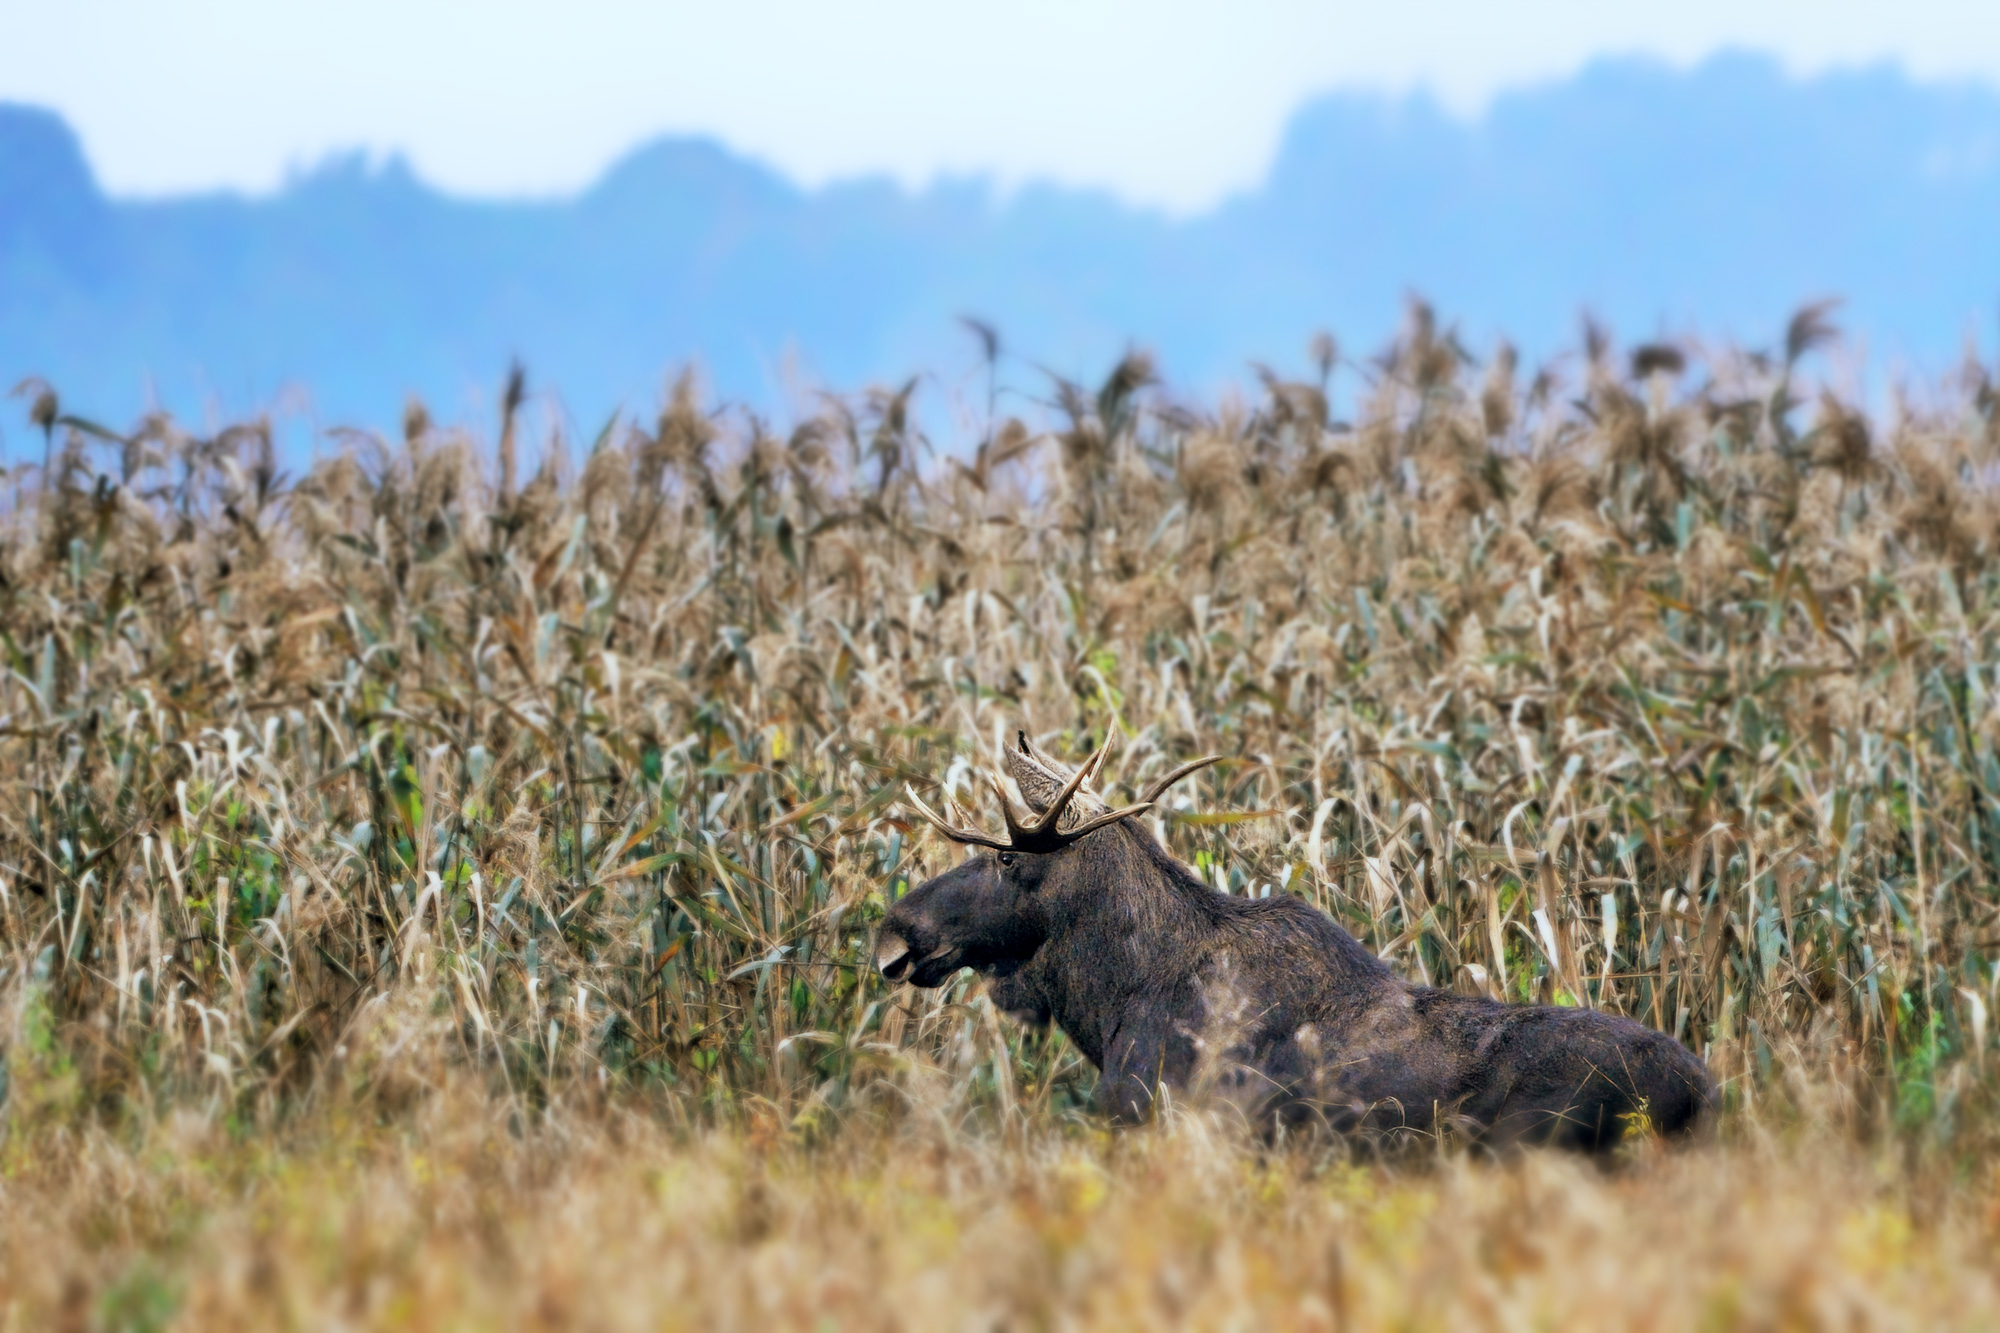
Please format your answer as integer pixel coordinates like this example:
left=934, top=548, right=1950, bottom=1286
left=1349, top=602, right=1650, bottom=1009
left=4, top=307, right=2000, bottom=1327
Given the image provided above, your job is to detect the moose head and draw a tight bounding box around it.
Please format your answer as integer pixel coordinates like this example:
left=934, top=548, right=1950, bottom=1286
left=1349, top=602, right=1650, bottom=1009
left=879, top=730, right=1715, bottom=1150
left=875, top=731, right=1217, bottom=989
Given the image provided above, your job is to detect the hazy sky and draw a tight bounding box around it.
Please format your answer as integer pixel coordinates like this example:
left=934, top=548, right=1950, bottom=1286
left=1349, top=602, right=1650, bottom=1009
left=5, top=1, right=1999, bottom=211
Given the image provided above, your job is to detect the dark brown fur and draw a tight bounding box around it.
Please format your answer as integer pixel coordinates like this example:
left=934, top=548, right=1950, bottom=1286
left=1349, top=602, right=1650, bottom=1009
left=881, top=818, right=1713, bottom=1152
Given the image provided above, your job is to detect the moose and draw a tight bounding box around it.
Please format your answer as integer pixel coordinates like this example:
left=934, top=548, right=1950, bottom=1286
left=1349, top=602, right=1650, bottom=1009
left=878, top=733, right=1714, bottom=1152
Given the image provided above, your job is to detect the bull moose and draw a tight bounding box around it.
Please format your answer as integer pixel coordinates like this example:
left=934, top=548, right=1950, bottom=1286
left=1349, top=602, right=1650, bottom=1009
left=878, top=732, right=1714, bottom=1151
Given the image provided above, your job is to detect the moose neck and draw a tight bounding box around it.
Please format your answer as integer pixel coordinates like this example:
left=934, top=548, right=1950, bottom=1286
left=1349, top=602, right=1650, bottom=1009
left=1022, top=823, right=1250, bottom=1065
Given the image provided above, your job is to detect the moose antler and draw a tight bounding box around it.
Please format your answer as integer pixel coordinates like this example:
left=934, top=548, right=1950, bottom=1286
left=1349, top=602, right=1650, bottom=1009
left=1139, top=754, right=1224, bottom=805
left=905, top=732, right=1149, bottom=853
left=899, top=782, right=1014, bottom=852
left=903, top=733, right=1222, bottom=854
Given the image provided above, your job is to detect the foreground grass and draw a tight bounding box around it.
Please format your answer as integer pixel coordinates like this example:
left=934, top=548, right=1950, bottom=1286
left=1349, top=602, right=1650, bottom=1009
left=1, top=1098, right=1996, bottom=1330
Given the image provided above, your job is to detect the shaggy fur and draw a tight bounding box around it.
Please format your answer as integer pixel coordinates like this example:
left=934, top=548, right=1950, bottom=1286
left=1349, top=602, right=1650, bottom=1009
left=881, top=817, right=1714, bottom=1152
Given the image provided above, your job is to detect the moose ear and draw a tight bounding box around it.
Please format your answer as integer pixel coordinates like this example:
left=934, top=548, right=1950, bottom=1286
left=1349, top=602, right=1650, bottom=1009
left=1017, top=730, right=1110, bottom=788
left=1003, top=731, right=1067, bottom=813
left=1003, top=729, right=1112, bottom=830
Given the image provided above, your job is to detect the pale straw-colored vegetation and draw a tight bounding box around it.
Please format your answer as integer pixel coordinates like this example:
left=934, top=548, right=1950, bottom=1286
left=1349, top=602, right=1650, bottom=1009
left=2, top=307, right=1999, bottom=1327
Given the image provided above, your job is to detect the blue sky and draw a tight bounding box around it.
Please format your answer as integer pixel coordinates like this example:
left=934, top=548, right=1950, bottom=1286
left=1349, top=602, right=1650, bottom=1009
left=4, top=1, right=1998, bottom=211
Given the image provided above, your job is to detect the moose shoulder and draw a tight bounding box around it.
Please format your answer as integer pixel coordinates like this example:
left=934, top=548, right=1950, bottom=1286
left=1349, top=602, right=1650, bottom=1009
left=878, top=733, right=1715, bottom=1152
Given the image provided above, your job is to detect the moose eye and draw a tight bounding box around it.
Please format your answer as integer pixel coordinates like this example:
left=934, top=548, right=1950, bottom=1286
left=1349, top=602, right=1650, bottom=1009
left=996, top=853, right=1016, bottom=868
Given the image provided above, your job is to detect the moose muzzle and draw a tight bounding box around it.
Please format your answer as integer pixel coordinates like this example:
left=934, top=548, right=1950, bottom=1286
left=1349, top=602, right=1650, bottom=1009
left=875, top=929, right=915, bottom=981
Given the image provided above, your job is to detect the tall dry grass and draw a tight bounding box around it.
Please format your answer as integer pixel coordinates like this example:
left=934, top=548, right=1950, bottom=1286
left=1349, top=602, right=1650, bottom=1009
left=5, top=1098, right=2000, bottom=1329
left=3, top=308, right=2000, bottom=1326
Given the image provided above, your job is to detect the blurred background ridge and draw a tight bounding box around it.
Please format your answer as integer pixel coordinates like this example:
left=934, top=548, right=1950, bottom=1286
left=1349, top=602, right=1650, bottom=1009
left=4, top=50, right=2000, bottom=434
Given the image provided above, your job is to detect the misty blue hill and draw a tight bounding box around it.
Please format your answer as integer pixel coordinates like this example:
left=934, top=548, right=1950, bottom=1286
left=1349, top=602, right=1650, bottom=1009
left=3, top=51, right=1999, bottom=439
